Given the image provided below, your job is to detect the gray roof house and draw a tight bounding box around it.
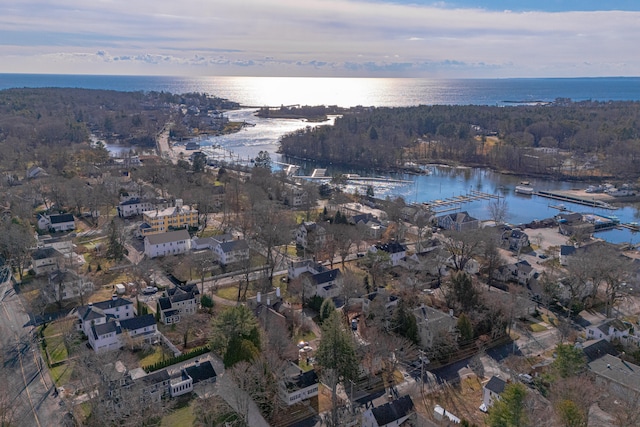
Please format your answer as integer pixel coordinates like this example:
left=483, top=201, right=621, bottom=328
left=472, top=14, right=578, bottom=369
left=362, top=395, right=415, bottom=427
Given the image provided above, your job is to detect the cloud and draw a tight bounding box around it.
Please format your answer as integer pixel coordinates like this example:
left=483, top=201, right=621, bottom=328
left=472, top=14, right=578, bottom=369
left=0, top=0, right=639, bottom=77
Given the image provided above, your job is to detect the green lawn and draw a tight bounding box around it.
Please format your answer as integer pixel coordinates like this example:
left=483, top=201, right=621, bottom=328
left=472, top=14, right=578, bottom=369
left=47, top=335, right=69, bottom=363
left=161, top=403, right=195, bottom=427
left=50, top=363, right=73, bottom=386
left=216, top=285, right=245, bottom=301
left=138, top=345, right=167, bottom=367
left=528, top=322, right=547, bottom=333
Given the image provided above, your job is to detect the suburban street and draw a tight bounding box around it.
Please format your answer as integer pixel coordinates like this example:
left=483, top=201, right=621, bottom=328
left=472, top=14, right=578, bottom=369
left=0, top=271, right=60, bottom=427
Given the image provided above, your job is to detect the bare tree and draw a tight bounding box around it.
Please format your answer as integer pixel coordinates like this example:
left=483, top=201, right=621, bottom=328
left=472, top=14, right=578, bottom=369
left=488, top=197, right=509, bottom=225
left=341, top=269, right=365, bottom=315
left=441, top=228, right=486, bottom=272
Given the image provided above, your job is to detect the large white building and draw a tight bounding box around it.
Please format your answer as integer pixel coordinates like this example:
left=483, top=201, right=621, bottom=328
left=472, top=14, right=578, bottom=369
left=144, top=229, right=191, bottom=258
left=76, top=296, right=158, bottom=352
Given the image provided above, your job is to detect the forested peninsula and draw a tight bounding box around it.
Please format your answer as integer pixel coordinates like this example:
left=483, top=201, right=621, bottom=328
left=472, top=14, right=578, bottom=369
left=0, top=88, right=238, bottom=174
left=278, top=100, right=640, bottom=180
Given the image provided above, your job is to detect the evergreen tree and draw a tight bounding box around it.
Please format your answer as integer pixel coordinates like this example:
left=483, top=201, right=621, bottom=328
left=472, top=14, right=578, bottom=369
left=552, top=344, right=586, bottom=378
left=319, top=298, right=336, bottom=324
left=316, top=311, right=359, bottom=426
left=210, top=305, right=261, bottom=367
left=457, top=313, right=474, bottom=343
left=106, top=219, right=125, bottom=261
left=488, top=382, right=528, bottom=427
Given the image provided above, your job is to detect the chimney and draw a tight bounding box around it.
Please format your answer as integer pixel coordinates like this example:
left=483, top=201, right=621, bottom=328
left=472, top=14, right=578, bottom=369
left=449, top=309, right=454, bottom=317
left=195, top=359, right=200, bottom=367
left=112, top=295, right=118, bottom=301
left=257, top=292, right=261, bottom=303
left=267, top=297, right=271, bottom=306
left=276, top=287, right=281, bottom=298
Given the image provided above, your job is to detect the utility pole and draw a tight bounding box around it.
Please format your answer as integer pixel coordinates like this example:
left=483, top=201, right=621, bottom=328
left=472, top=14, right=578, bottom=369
left=419, top=349, right=425, bottom=393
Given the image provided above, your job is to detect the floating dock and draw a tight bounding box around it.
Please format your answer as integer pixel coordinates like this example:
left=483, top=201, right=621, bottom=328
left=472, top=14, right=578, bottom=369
left=424, top=190, right=500, bottom=213
left=536, top=190, right=617, bottom=210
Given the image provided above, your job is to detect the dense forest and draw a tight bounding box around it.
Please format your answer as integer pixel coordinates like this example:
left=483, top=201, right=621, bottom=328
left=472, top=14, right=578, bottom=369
left=278, top=100, right=640, bottom=180
left=0, top=88, right=238, bottom=174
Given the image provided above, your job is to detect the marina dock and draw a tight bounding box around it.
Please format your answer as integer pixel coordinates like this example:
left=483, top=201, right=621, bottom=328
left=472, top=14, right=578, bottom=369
left=535, top=190, right=617, bottom=210
left=424, top=190, right=501, bottom=213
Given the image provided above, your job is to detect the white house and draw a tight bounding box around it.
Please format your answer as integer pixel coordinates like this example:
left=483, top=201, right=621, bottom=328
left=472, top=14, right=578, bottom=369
left=47, top=270, right=94, bottom=303
left=76, top=296, right=157, bottom=352
left=117, top=197, right=166, bottom=218
left=362, top=395, right=415, bottom=427
left=480, top=376, right=506, bottom=412
left=157, top=284, right=200, bottom=325
left=144, top=229, right=191, bottom=258
left=31, top=247, right=63, bottom=275
left=280, top=366, right=319, bottom=406
left=288, top=259, right=326, bottom=279
left=412, top=304, right=457, bottom=349
left=370, top=241, right=407, bottom=266
left=37, top=213, right=75, bottom=232
left=304, top=268, right=342, bottom=299
left=296, top=221, right=329, bottom=251
left=508, top=260, right=538, bottom=285
left=213, top=239, right=250, bottom=265
left=586, top=318, right=632, bottom=342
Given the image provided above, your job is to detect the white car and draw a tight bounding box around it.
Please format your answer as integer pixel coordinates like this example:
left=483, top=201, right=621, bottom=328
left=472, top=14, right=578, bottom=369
left=142, top=286, right=158, bottom=295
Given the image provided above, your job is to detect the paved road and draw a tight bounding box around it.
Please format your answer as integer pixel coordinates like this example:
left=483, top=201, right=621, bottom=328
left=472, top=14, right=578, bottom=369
left=1, top=275, right=60, bottom=427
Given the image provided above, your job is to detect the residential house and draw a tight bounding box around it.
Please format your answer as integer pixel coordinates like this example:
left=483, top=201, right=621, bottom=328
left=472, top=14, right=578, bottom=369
left=503, top=228, right=530, bottom=252
left=288, top=259, right=327, bottom=279
left=588, top=354, right=640, bottom=401
left=213, top=239, right=250, bottom=266
left=284, top=183, right=308, bottom=208
left=412, top=304, right=457, bottom=349
left=579, top=339, right=620, bottom=363
left=157, top=284, right=200, bottom=325
left=76, top=296, right=157, bottom=352
left=47, top=270, right=94, bottom=303
left=480, top=376, right=506, bottom=412
left=436, top=211, right=479, bottom=232
left=361, top=288, right=399, bottom=316
left=190, top=236, right=217, bottom=251
left=371, top=241, right=407, bottom=266
left=141, top=199, right=198, bottom=236
left=117, top=197, right=168, bottom=218
left=296, top=221, right=329, bottom=251
left=362, top=395, right=415, bottom=427
left=304, top=268, right=342, bottom=299
left=586, top=318, right=632, bottom=342
left=559, top=245, right=577, bottom=265
left=37, top=213, right=75, bottom=232
left=26, top=165, right=48, bottom=179
left=251, top=290, right=287, bottom=332
left=508, top=260, right=537, bottom=285
left=144, top=229, right=191, bottom=258
left=280, top=365, right=319, bottom=406
left=31, top=247, right=63, bottom=275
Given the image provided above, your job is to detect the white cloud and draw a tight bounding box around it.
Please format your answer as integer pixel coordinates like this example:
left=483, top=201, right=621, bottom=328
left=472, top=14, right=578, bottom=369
left=0, top=0, right=639, bottom=76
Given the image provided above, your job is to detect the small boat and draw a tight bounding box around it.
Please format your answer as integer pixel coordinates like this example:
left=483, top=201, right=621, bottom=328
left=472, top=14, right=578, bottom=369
left=515, top=185, right=534, bottom=195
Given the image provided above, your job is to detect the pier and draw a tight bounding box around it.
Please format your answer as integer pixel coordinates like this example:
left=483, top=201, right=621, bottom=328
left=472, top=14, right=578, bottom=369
left=424, top=190, right=501, bottom=213
left=536, top=190, right=617, bottom=210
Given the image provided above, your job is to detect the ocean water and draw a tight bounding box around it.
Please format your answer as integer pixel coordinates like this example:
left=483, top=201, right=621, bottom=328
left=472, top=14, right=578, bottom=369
left=1, top=74, right=640, bottom=107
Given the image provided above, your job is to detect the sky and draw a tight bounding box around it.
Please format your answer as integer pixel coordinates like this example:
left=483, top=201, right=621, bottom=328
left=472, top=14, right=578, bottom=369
left=1, top=0, right=640, bottom=78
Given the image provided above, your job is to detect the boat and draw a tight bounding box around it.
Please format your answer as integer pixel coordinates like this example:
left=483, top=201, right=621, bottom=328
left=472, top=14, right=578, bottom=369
left=515, top=185, right=534, bottom=195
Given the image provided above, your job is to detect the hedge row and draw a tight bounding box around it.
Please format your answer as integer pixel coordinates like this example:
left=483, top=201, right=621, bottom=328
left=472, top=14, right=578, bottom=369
left=143, top=345, right=211, bottom=373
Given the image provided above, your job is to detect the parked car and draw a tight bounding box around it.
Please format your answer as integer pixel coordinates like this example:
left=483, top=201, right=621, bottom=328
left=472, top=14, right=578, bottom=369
left=142, top=286, right=158, bottom=295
